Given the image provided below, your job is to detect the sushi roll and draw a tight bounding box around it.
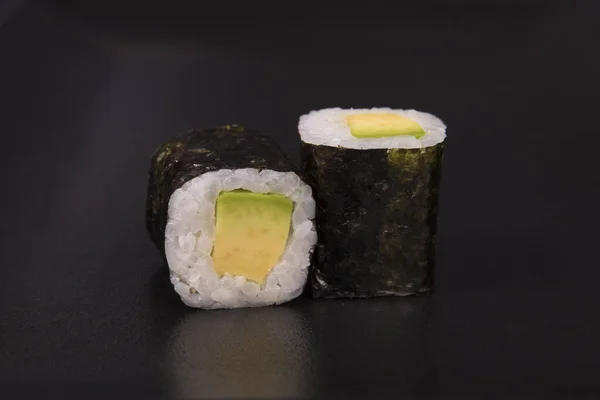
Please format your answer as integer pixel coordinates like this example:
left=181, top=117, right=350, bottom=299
left=146, top=125, right=317, bottom=309
left=299, top=108, right=446, bottom=299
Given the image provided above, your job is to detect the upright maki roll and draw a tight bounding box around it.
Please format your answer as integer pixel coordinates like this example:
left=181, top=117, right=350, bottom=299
left=147, top=125, right=317, bottom=309
left=299, top=108, right=446, bottom=299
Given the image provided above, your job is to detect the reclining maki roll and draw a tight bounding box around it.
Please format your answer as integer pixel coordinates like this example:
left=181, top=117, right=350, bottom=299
left=299, top=108, right=446, bottom=299
left=146, top=125, right=317, bottom=309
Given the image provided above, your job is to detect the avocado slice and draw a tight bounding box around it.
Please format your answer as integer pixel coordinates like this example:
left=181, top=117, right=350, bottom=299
left=212, top=190, right=293, bottom=283
left=346, top=113, right=426, bottom=139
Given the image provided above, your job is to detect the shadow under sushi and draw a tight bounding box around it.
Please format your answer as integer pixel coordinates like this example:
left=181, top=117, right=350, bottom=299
left=157, top=269, right=438, bottom=398
left=160, top=298, right=315, bottom=398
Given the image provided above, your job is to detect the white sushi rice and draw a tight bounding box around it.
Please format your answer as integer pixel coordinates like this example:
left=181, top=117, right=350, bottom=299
left=298, top=107, right=447, bottom=149
left=164, top=168, right=317, bottom=310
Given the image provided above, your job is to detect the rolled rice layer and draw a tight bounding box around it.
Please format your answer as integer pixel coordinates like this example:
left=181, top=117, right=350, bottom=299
left=298, top=107, right=446, bottom=149
left=165, top=168, right=317, bottom=310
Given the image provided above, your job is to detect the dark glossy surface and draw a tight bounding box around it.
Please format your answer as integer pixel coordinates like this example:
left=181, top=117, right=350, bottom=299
left=1, top=1, right=599, bottom=398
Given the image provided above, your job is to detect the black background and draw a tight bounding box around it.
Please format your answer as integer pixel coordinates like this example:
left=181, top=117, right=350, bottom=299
left=1, top=0, right=599, bottom=398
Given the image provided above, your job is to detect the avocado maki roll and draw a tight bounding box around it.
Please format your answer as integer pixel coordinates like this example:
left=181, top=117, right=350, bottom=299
left=146, top=125, right=317, bottom=309
left=299, top=108, right=446, bottom=299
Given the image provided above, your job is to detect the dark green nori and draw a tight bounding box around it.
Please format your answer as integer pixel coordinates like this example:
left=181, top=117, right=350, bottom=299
left=302, top=142, right=445, bottom=299
left=146, top=125, right=295, bottom=256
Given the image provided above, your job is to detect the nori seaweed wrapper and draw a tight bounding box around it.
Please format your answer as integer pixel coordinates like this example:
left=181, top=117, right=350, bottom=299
left=302, top=142, right=445, bottom=298
left=146, top=125, right=295, bottom=256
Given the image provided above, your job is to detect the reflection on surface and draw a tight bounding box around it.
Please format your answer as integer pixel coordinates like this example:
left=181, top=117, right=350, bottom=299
left=164, top=303, right=313, bottom=399
left=163, top=293, right=437, bottom=398
left=307, top=294, right=438, bottom=398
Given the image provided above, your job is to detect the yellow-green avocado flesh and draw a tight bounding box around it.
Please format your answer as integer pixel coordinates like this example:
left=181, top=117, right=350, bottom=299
left=346, top=113, right=426, bottom=139
left=212, top=190, right=293, bottom=284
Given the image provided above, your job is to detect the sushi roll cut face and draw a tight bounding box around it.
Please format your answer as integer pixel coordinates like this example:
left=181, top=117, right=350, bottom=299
left=147, top=127, right=317, bottom=309
left=299, top=107, right=446, bottom=149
